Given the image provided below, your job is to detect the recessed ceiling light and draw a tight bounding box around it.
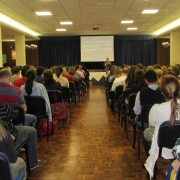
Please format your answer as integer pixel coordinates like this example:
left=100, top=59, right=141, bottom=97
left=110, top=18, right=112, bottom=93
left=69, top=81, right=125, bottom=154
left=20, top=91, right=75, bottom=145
left=142, top=10, right=159, bottom=14
left=35, top=12, right=52, bottom=16
left=121, top=20, right=134, bottom=24
left=127, top=28, right=138, bottom=30
left=60, top=21, right=73, bottom=25
left=56, top=29, right=66, bottom=31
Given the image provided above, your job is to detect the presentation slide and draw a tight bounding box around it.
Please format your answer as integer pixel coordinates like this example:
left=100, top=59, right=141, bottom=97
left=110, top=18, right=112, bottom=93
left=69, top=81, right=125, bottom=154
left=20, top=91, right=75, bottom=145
left=80, top=36, right=114, bottom=62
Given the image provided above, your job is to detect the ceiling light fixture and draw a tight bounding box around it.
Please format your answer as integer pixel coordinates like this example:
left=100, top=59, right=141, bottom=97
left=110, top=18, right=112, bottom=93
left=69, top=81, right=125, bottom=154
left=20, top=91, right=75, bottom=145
left=142, top=10, right=159, bottom=14
left=121, top=20, right=134, bottom=24
left=0, top=13, right=39, bottom=37
left=127, top=28, right=138, bottom=30
left=35, top=12, right=52, bottom=16
left=60, top=21, right=73, bottom=25
left=154, top=18, right=180, bottom=36
left=56, top=29, right=66, bottom=31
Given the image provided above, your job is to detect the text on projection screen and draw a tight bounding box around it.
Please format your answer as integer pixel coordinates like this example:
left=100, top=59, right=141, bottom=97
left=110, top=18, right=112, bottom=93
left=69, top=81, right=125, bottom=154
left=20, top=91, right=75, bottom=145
left=81, top=36, right=114, bottom=62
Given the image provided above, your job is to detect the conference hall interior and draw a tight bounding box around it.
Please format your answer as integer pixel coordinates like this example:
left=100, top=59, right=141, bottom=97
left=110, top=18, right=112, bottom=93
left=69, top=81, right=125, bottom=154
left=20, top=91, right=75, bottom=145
left=0, top=0, right=180, bottom=179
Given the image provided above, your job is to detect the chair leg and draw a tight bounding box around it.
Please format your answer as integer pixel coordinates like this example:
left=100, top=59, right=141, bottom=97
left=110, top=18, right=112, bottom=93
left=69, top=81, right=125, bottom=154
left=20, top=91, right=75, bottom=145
left=47, top=117, right=49, bottom=142
left=138, top=130, right=141, bottom=160
left=52, top=120, right=54, bottom=135
left=70, top=101, right=72, bottom=118
left=126, top=116, right=129, bottom=138
left=114, top=99, right=116, bottom=118
left=153, top=162, right=157, bottom=180
left=24, top=144, right=31, bottom=176
left=132, top=125, right=136, bottom=148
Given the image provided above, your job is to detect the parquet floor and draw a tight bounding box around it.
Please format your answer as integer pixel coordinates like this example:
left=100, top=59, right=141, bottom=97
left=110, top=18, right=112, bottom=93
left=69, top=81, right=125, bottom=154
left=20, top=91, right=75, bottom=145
left=28, top=84, right=170, bottom=180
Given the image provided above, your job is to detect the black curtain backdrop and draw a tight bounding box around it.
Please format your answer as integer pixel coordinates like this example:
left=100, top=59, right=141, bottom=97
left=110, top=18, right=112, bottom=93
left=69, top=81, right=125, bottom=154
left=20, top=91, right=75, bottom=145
left=38, top=35, right=155, bottom=68
left=114, top=35, right=156, bottom=67
left=38, top=36, right=80, bottom=68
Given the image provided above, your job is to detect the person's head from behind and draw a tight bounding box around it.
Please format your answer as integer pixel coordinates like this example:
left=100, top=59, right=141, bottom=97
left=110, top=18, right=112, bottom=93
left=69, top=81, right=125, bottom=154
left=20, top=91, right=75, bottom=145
left=0, top=69, right=12, bottom=83
left=68, top=66, right=75, bottom=75
left=36, top=66, right=44, bottom=76
left=172, top=66, right=180, bottom=77
left=114, top=67, right=121, bottom=78
left=154, top=64, right=161, bottom=70
left=55, top=66, right=63, bottom=78
left=159, top=75, right=180, bottom=126
left=136, top=63, right=143, bottom=69
left=144, top=70, right=157, bottom=84
left=109, top=65, right=116, bottom=76
left=62, top=67, right=68, bottom=76
left=122, top=68, right=128, bottom=75
left=25, top=69, right=36, bottom=96
left=43, top=70, right=55, bottom=85
left=11, top=66, right=20, bottom=75
left=21, top=65, right=30, bottom=77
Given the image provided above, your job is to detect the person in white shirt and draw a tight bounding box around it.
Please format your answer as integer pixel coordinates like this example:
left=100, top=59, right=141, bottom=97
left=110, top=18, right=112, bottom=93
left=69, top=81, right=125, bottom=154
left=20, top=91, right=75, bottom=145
left=143, top=75, right=180, bottom=178
left=111, top=68, right=128, bottom=91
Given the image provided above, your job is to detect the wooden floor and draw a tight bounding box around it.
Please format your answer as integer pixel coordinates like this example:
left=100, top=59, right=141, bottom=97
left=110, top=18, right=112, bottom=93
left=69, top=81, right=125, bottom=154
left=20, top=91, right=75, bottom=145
left=28, top=84, right=170, bottom=180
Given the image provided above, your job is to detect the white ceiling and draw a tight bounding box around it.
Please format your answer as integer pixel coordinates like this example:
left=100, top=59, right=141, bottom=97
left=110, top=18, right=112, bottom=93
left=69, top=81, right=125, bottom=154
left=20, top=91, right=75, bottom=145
left=1, top=0, right=180, bottom=40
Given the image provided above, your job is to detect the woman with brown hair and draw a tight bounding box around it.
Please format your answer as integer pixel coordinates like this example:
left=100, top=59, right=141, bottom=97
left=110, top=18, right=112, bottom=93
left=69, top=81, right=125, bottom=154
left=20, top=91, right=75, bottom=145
left=143, top=75, right=180, bottom=178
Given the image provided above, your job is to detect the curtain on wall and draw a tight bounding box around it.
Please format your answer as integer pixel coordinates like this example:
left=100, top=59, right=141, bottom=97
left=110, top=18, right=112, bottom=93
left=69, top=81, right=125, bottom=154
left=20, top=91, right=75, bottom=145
left=38, top=35, right=155, bottom=68
left=38, top=36, right=80, bottom=68
left=114, top=35, right=156, bottom=67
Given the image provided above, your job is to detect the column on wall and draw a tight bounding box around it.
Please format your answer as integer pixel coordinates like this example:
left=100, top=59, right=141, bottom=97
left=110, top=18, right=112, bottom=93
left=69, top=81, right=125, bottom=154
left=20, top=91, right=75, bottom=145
left=0, top=26, right=2, bottom=67
left=170, top=32, right=180, bottom=65
left=15, top=35, right=26, bottom=66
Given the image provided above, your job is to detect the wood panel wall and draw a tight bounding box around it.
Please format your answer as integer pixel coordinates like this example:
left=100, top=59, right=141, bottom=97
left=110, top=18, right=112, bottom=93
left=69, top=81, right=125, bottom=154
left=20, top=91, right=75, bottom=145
left=155, top=38, right=170, bottom=66
left=2, top=40, right=39, bottom=68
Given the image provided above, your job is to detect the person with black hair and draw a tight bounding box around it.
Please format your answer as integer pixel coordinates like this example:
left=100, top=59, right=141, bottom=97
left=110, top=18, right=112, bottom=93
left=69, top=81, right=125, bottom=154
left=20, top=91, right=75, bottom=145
left=43, top=69, right=62, bottom=91
left=14, top=65, right=30, bottom=87
left=54, top=66, right=69, bottom=87
left=35, top=66, right=44, bottom=84
left=10, top=66, right=21, bottom=85
left=133, top=70, right=165, bottom=115
left=20, top=69, right=52, bottom=122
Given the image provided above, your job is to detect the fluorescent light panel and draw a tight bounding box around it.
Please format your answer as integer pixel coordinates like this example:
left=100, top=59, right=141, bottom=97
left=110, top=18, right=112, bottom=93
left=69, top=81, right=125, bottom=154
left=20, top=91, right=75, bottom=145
left=154, top=18, right=180, bottom=35
left=127, top=28, right=138, bottom=30
left=121, top=20, right=134, bottom=24
left=56, top=29, right=66, bottom=31
left=142, top=10, right=159, bottom=14
left=35, top=12, right=52, bottom=16
left=0, top=13, right=39, bottom=37
left=60, top=21, right=72, bottom=25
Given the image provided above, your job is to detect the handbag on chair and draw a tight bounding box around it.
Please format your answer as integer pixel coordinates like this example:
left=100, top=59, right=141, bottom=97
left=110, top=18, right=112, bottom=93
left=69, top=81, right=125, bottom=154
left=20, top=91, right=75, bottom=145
left=50, top=91, right=68, bottom=121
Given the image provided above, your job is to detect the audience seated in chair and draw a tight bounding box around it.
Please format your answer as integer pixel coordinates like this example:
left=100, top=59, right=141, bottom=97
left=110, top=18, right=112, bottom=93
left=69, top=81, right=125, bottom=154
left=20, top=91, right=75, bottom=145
left=20, top=69, right=52, bottom=122
left=0, top=103, right=43, bottom=170
left=0, top=69, right=37, bottom=127
left=0, top=123, right=26, bottom=180
left=54, top=66, right=69, bottom=88
left=43, top=70, right=62, bottom=91
left=133, top=70, right=165, bottom=116
left=142, top=75, right=180, bottom=179
left=10, top=66, right=21, bottom=85
left=14, top=65, right=30, bottom=88
left=35, top=66, right=45, bottom=84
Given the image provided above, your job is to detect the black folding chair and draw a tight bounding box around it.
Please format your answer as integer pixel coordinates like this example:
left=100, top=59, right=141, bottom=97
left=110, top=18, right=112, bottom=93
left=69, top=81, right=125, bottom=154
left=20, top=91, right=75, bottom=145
left=61, top=86, right=72, bottom=118
left=135, top=105, right=153, bottom=159
left=0, top=152, right=25, bottom=180
left=113, top=85, right=123, bottom=118
left=69, top=81, right=76, bottom=106
left=153, top=120, right=180, bottom=179
left=124, top=93, right=137, bottom=138
left=47, top=90, right=62, bottom=104
left=24, top=96, right=50, bottom=142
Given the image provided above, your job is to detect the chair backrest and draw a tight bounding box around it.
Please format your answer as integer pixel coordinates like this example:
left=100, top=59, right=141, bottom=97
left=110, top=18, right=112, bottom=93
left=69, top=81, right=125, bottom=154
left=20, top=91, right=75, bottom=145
left=47, top=90, right=62, bottom=104
left=0, top=152, right=12, bottom=180
left=61, top=87, right=70, bottom=102
left=140, top=104, right=153, bottom=129
left=107, top=78, right=115, bottom=92
left=158, top=120, right=180, bottom=157
left=10, top=104, right=25, bottom=125
left=114, top=85, right=123, bottom=99
left=74, top=80, right=80, bottom=89
left=24, top=96, right=47, bottom=118
left=127, top=93, right=137, bottom=114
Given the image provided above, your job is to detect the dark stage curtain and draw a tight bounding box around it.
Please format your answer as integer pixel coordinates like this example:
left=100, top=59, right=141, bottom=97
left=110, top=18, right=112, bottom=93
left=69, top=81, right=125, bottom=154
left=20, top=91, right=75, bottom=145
left=114, top=35, right=156, bottom=67
left=38, top=36, right=80, bottom=68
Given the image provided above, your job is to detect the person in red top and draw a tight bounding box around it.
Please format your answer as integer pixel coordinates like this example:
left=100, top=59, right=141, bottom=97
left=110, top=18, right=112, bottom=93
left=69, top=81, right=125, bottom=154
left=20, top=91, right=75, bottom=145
left=14, top=65, right=30, bottom=87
